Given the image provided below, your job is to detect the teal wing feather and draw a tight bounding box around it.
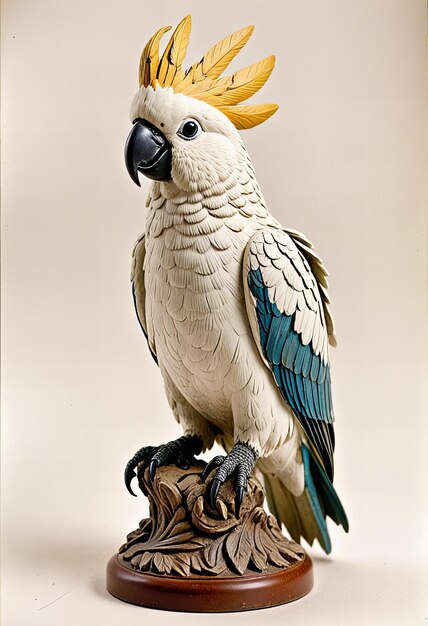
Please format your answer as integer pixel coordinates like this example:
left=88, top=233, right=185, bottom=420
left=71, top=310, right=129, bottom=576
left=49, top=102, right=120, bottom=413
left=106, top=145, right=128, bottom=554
left=243, top=228, right=336, bottom=479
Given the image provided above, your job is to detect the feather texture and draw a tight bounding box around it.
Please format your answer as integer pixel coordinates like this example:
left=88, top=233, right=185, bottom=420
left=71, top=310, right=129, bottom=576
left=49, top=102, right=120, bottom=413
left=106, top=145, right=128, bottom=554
left=284, top=228, right=336, bottom=346
left=131, top=234, right=158, bottom=362
left=263, top=446, right=348, bottom=555
left=137, top=16, right=278, bottom=130
left=180, top=25, right=254, bottom=87
left=156, top=15, right=192, bottom=87
left=192, top=56, right=276, bottom=106
left=132, top=138, right=348, bottom=552
left=243, top=228, right=337, bottom=478
left=139, top=26, right=172, bottom=88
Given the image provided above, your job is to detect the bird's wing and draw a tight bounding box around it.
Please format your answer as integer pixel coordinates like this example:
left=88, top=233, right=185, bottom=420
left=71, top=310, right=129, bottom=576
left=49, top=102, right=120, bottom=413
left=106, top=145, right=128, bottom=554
left=243, top=227, right=337, bottom=479
left=131, top=234, right=158, bottom=364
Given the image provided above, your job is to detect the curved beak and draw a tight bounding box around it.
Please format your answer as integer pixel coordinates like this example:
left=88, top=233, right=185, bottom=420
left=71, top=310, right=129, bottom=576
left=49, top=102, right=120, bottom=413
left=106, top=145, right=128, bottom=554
left=124, top=119, right=172, bottom=186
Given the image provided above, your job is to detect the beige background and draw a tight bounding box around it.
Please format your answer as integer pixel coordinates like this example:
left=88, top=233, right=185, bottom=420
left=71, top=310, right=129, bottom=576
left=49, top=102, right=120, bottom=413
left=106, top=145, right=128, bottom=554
left=1, top=0, right=427, bottom=623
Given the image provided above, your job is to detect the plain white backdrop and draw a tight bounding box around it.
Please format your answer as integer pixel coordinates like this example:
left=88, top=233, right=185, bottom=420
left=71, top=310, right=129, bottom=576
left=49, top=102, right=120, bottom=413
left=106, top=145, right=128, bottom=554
left=1, top=0, right=427, bottom=624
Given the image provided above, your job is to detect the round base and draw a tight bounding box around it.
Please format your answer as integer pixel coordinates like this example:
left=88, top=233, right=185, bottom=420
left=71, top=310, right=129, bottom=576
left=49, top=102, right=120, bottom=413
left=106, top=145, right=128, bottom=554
left=106, top=554, right=313, bottom=612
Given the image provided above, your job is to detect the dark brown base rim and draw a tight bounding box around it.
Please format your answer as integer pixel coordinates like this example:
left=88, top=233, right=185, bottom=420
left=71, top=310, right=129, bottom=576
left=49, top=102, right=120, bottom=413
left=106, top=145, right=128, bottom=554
left=106, top=553, right=314, bottom=612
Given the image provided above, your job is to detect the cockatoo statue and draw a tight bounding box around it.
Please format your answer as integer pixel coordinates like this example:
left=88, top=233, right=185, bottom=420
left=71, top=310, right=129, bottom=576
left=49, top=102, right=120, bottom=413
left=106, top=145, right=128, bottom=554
left=124, top=16, right=348, bottom=553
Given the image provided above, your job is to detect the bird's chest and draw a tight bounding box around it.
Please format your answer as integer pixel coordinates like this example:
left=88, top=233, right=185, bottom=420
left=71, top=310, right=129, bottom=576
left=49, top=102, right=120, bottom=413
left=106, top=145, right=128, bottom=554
left=144, top=223, right=252, bottom=414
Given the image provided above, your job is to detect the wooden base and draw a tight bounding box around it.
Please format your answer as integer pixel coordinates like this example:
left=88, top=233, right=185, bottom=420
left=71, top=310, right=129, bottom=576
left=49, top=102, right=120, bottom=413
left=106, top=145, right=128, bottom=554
left=106, top=553, right=314, bottom=612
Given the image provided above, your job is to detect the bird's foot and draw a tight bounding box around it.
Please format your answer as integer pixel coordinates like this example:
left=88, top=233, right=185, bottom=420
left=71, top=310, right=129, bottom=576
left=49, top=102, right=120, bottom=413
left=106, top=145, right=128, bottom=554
left=201, top=442, right=259, bottom=518
left=124, top=434, right=203, bottom=496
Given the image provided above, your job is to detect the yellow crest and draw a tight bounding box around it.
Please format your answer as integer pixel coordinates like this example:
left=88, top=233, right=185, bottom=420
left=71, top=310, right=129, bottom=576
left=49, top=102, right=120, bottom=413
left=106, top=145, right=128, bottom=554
left=138, top=15, right=278, bottom=130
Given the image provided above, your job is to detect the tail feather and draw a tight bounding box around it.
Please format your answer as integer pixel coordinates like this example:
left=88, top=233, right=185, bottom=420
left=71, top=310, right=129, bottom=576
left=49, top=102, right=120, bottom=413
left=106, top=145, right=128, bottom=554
left=263, top=444, right=348, bottom=554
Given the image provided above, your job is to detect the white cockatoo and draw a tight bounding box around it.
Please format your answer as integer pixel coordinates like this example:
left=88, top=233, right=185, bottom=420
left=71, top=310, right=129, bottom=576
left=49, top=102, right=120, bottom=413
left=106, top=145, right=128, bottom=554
left=124, top=16, right=348, bottom=553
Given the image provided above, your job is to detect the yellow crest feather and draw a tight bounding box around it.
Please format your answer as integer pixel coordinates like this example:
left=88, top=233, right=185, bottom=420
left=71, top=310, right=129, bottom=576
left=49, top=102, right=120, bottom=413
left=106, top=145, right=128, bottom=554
left=156, top=15, right=192, bottom=87
left=138, top=17, right=278, bottom=129
left=179, top=25, right=254, bottom=88
left=218, top=103, right=279, bottom=129
left=139, top=25, right=172, bottom=88
left=189, top=56, right=276, bottom=106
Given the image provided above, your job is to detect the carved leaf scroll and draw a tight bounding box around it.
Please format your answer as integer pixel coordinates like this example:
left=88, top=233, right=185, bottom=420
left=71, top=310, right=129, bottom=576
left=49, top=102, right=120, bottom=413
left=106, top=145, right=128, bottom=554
left=119, top=464, right=304, bottom=577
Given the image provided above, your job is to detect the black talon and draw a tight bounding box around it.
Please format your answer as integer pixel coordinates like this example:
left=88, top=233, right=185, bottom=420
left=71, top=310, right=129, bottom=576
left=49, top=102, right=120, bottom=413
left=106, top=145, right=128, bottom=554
left=209, top=478, right=222, bottom=508
left=124, top=436, right=203, bottom=495
left=203, top=442, right=259, bottom=517
left=124, top=445, right=156, bottom=496
left=149, top=459, right=158, bottom=481
left=235, top=486, right=245, bottom=518
left=201, top=465, right=211, bottom=482
left=125, top=469, right=138, bottom=497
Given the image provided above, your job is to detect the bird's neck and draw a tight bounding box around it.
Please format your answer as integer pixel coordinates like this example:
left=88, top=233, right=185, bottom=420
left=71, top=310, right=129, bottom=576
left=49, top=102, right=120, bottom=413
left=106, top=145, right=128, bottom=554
left=146, top=141, right=272, bottom=227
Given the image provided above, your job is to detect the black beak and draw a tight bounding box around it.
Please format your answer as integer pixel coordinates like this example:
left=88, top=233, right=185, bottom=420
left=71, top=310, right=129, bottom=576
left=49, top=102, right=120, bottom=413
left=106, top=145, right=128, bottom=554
left=124, top=118, right=172, bottom=186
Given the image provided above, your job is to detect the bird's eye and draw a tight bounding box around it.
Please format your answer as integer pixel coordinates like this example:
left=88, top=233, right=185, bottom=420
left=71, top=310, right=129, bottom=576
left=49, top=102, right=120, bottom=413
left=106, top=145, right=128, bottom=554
left=177, top=118, right=203, bottom=140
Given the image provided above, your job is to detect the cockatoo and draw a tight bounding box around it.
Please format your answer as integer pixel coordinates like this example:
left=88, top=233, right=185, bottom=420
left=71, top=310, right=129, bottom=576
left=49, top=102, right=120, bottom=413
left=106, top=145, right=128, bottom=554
left=124, top=16, right=348, bottom=553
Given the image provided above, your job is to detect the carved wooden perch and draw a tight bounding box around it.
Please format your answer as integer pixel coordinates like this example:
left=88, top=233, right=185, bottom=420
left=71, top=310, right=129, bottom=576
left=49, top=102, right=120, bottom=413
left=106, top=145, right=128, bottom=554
left=118, top=463, right=304, bottom=578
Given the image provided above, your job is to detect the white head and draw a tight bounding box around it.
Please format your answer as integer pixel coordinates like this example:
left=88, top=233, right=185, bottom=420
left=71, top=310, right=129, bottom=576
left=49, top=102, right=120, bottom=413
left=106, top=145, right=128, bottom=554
left=124, top=16, right=278, bottom=195
left=128, top=85, right=242, bottom=193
